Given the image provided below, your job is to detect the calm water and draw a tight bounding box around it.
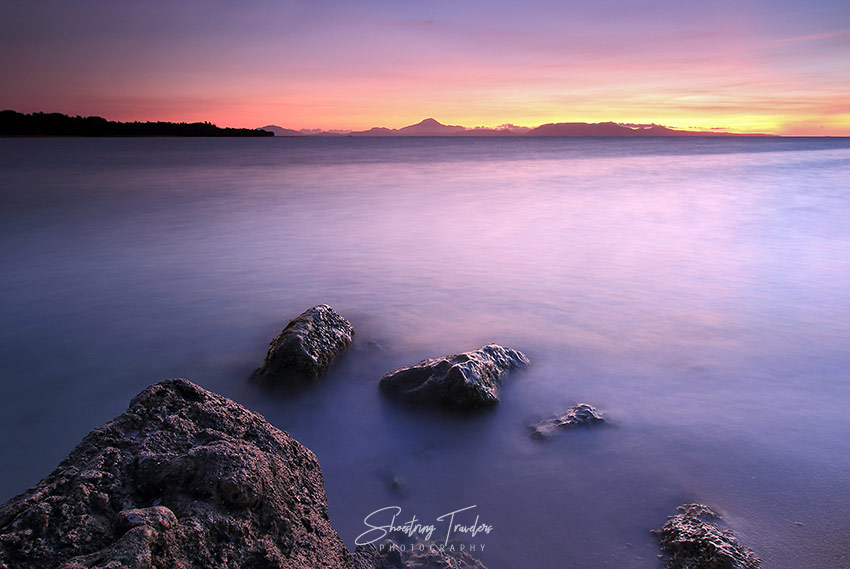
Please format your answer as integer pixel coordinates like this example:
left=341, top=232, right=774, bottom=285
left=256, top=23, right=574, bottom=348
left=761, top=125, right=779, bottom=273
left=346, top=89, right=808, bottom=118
left=1, top=137, right=850, bottom=568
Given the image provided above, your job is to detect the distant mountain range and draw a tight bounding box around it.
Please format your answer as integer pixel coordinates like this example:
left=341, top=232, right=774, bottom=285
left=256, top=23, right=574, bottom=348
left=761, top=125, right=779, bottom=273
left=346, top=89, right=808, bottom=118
left=259, top=118, right=773, bottom=137
left=257, top=125, right=351, bottom=137
left=258, top=125, right=309, bottom=137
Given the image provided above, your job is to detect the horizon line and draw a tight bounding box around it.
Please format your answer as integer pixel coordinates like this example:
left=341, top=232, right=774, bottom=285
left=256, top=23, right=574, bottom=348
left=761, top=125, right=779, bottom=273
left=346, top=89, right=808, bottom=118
left=259, top=117, right=782, bottom=137
left=5, top=110, right=849, bottom=138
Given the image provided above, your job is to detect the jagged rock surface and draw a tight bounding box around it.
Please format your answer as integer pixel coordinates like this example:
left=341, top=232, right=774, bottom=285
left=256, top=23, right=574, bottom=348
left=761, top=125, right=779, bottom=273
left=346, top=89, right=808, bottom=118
left=253, top=304, right=355, bottom=385
left=530, top=403, right=605, bottom=439
left=379, top=344, right=529, bottom=409
left=653, top=504, right=761, bottom=569
left=0, top=379, right=354, bottom=569
left=0, top=379, right=494, bottom=569
left=352, top=541, right=489, bottom=569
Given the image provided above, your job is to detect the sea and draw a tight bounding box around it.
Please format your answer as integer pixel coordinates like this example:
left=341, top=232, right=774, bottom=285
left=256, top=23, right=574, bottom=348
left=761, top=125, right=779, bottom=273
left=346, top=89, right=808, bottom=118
left=1, top=136, right=849, bottom=568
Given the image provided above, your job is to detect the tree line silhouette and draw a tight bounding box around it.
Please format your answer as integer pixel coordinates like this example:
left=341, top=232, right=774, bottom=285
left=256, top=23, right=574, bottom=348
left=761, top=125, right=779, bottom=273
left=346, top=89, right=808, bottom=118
left=0, top=111, right=273, bottom=137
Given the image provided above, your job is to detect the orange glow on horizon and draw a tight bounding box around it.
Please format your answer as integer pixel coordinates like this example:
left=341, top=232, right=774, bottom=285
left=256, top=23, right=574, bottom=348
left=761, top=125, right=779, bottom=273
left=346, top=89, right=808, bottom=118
left=21, top=91, right=848, bottom=136
left=3, top=3, right=848, bottom=136
left=36, top=97, right=845, bottom=137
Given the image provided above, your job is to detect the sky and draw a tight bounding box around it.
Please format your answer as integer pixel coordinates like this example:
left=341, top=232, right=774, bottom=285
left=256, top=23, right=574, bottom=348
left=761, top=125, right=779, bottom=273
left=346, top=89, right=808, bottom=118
left=1, top=0, right=848, bottom=135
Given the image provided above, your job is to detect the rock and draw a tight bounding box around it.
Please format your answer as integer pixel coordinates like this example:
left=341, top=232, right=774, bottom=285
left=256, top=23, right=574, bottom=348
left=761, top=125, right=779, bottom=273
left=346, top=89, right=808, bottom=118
left=117, top=506, right=177, bottom=531
left=652, top=504, right=761, bottom=569
left=352, top=540, right=489, bottom=569
left=530, top=403, right=605, bottom=439
left=0, top=378, right=353, bottom=569
left=379, top=344, right=530, bottom=409
left=0, top=379, right=492, bottom=569
left=252, top=304, right=355, bottom=385
left=351, top=544, right=404, bottom=569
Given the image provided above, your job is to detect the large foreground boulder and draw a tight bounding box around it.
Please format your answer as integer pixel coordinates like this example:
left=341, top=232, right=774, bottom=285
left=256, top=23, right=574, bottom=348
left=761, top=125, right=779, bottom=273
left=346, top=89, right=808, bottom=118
left=252, top=304, right=355, bottom=385
left=379, top=344, right=530, bottom=409
left=0, top=379, right=354, bottom=569
left=530, top=403, right=605, bottom=439
left=0, top=379, right=492, bottom=569
left=653, top=504, right=761, bottom=569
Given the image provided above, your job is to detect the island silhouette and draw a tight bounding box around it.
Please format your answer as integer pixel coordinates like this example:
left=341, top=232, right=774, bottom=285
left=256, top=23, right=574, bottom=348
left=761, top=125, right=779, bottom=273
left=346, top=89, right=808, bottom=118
left=1, top=111, right=272, bottom=137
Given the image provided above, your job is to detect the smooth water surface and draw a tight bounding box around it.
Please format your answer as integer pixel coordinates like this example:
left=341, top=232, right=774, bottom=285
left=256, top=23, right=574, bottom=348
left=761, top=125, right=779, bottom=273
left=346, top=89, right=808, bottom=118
left=1, top=137, right=849, bottom=568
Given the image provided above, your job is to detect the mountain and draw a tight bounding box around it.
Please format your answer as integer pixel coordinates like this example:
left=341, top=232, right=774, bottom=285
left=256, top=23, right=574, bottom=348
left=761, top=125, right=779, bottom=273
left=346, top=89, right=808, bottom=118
left=258, top=125, right=350, bottom=136
left=454, top=126, right=525, bottom=136
left=396, top=118, right=466, bottom=135
left=257, top=125, right=306, bottom=136
left=349, top=126, right=396, bottom=136
left=351, top=118, right=467, bottom=136
left=257, top=118, right=773, bottom=137
left=528, top=122, right=640, bottom=136
left=350, top=119, right=772, bottom=137
left=526, top=121, right=770, bottom=137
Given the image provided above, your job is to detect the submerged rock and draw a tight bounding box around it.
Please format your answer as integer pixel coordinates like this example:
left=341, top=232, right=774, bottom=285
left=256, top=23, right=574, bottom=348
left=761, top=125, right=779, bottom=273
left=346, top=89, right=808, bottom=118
left=0, top=378, right=353, bottom=569
left=530, top=403, right=605, bottom=439
left=253, top=304, right=355, bottom=385
left=379, top=344, right=529, bottom=409
left=653, top=504, right=761, bottom=569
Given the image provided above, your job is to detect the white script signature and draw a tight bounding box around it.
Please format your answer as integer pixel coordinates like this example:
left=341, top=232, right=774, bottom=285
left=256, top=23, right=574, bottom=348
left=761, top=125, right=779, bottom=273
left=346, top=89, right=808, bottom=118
left=355, top=505, right=494, bottom=546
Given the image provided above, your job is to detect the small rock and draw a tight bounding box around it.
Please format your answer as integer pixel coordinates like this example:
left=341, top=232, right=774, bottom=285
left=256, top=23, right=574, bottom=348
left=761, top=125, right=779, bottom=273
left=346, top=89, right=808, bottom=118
left=389, top=474, right=406, bottom=493
left=252, top=304, right=355, bottom=385
left=652, top=503, right=761, bottom=569
left=530, top=403, right=605, bottom=439
left=379, top=344, right=529, bottom=409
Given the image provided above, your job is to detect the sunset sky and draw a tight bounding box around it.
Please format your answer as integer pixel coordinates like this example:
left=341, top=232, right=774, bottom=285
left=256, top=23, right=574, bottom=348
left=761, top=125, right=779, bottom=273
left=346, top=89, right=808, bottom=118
left=1, top=0, right=848, bottom=135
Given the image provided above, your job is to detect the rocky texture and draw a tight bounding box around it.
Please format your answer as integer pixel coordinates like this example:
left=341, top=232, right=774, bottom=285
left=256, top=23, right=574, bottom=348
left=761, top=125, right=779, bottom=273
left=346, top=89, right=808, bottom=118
left=653, top=504, right=761, bottom=569
left=0, top=379, right=494, bottom=569
left=352, top=541, right=488, bottom=569
left=252, top=304, right=355, bottom=385
left=0, top=378, right=354, bottom=569
left=379, top=344, right=530, bottom=409
left=530, top=403, right=605, bottom=439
